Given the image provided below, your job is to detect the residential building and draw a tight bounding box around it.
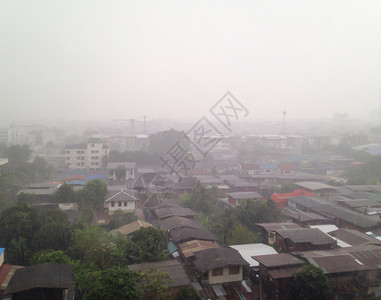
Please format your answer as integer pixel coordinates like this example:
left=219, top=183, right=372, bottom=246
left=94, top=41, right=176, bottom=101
left=104, top=189, right=138, bottom=215
left=227, top=191, right=264, bottom=206
left=192, top=248, right=249, bottom=285
left=2, top=263, right=75, bottom=300
left=65, top=138, right=109, bottom=170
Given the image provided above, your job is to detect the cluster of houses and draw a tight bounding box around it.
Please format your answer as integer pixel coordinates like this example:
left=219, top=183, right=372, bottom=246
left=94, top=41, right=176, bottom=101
left=2, top=129, right=381, bottom=299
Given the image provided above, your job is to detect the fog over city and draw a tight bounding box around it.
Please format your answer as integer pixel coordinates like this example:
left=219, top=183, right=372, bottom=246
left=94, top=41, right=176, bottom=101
left=1, top=0, right=381, bottom=125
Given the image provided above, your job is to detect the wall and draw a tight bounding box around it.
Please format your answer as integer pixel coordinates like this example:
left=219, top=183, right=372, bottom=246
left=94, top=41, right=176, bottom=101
left=208, top=266, right=242, bottom=285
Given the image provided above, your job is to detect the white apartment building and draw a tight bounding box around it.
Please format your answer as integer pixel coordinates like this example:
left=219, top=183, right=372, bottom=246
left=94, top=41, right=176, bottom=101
left=65, top=138, right=109, bottom=170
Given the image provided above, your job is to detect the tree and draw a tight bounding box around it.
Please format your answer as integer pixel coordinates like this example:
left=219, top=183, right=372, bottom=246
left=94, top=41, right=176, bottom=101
left=227, top=222, right=256, bottom=245
left=77, top=179, right=108, bottom=210
left=290, top=264, right=333, bottom=300
left=77, top=267, right=142, bottom=300
left=114, top=165, right=127, bottom=181
left=139, top=268, right=171, bottom=300
left=148, top=129, right=188, bottom=155
left=128, top=227, right=168, bottom=263
left=176, top=286, right=201, bottom=300
left=55, top=183, right=76, bottom=203
left=106, top=210, right=138, bottom=231
left=32, top=249, right=72, bottom=264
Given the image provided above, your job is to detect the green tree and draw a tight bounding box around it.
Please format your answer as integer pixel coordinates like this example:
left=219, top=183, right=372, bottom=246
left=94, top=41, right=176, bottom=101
left=128, top=227, right=168, bottom=263
left=290, top=264, right=333, bottom=300
left=32, top=249, right=72, bottom=264
left=77, top=267, right=142, bottom=300
left=115, top=165, right=127, bottom=181
left=227, top=222, right=256, bottom=245
left=106, top=210, right=138, bottom=231
left=55, top=183, right=76, bottom=203
left=139, top=268, right=171, bottom=300
left=77, top=179, right=108, bottom=210
left=69, top=226, right=113, bottom=269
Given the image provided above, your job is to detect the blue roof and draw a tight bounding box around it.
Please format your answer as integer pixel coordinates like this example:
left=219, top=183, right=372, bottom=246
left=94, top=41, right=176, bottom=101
left=259, top=163, right=278, bottom=170
left=85, top=174, right=106, bottom=181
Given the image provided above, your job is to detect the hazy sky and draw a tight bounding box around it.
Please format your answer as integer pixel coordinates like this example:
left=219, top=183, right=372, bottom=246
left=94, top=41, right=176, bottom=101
left=1, top=1, right=381, bottom=124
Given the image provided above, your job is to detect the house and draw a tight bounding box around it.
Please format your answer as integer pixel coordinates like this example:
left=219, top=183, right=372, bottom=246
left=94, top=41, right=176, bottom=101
left=328, top=228, right=381, bottom=246
left=288, top=196, right=381, bottom=232
left=178, top=240, right=218, bottom=259
left=111, top=220, right=153, bottom=236
left=238, top=163, right=261, bottom=176
left=169, top=227, right=216, bottom=244
left=296, top=244, right=381, bottom=300
left=192, top=248, right=249, bottom=285
left=158, top=216, right=204, bottom=232
left=175, top=176, right=198, bottom=195
left=252, top=253, right=306, bottom=300
left=65, top=138, right=109, bottom=170
left=273, top=228, right=336, bottom=252
left=228, top=181, right=258, bottom=193
left=271, top=189, right=314, bottom=209
left=16, top=188, right=56, bottom=204
left=104, top=189, right=138, bottom=215
left=227, top=192, right=264, bottom=206
left=229, top=243, right=278, bottom=270
left=2, top=263, right=74, bottom=300
left=153, top=207, right=196, bottom=221
left=295, top=181, right=337, bottom=196
left=282, top=207, right=329, bottom=226
left=255, top=222, right=302, bottom=245
left=107, top=162, right=136, bottom=180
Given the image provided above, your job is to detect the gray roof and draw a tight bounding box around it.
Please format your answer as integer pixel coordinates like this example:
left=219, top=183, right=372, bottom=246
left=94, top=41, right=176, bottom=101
left=154, top=207, right=196, bottom=220
left=104, top=189, right=138, bottom=202
left=336, top=198, right=381, bottom=208
left=3, top=263, right=74, bottom=295
left=289, top=196, right=380, bottom=229
left=128, top=260, right=190, bottom=287
left=255, top=222, right=302, bottom=233
left=17, top=189, right=56, bottom=196
left=328, top=228, right=381, bottom=246
left=169, top=227, right=216, bottom=243
left=276, top=228, right=336, bottom=246
left=193, top=248, right=249, bottom=272
left=227, top=192, right=263, bottom=200
left=159, top=216, right=204, bottom=232
left=295, top=181, right=337, bottom=192
left=252, top=253, right=305, bottom=268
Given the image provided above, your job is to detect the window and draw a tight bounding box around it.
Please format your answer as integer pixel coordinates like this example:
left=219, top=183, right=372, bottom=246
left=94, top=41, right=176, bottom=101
left=111, top=202, right=115, bottom=207
left=124, top=202, right=127, bottom=207
left=77, top=163, right=80, bottom=166
left=91, top=144, right=94, bottom=147
left=118, top=201, right=121, bottom=207
left=212, top=268, right=223, bottom=276
left=66, top=151, right=70, bottom=154
left=229, top=266, right=240, bottom=275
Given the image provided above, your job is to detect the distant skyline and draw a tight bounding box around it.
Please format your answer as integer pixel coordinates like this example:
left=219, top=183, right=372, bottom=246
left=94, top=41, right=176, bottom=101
left=1, top=1, right=381, bottom=124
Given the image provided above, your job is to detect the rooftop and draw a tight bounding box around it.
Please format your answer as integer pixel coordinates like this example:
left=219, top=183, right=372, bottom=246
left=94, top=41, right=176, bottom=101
left=193, top=248, right=249, bottom=272
left=230, top=243, right=278, bottom=267
left=128, top=260, right=190, bottom=287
